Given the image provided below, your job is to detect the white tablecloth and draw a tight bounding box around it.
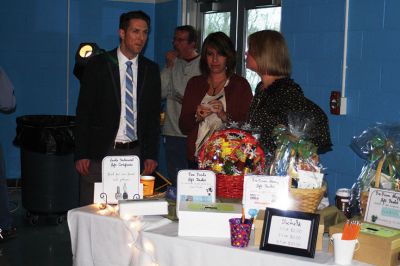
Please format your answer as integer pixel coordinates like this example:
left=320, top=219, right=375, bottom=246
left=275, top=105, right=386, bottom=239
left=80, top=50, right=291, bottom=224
left=68, top=205, right=372, bottom=266
left=68, top=205, right=171, bottom=266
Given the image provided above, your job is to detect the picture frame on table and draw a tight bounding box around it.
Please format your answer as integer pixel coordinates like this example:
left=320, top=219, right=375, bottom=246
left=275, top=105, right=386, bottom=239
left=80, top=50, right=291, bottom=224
left=260, top=208, right=320, bottom=258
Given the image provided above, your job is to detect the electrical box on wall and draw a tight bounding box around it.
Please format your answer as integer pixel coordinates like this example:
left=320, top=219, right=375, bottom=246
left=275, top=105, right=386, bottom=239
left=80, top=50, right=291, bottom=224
left=330, top=91, right=341, bottom=115
left=330, top=91, right=347, bottom=115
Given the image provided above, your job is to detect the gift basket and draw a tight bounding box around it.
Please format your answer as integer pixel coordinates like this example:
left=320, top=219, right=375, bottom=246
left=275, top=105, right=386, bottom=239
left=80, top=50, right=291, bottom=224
left=269, top=114, right=326, bottom=213
left=198, top=128, right=265, bottom=199
left=349, top=123, right=400, bottom=216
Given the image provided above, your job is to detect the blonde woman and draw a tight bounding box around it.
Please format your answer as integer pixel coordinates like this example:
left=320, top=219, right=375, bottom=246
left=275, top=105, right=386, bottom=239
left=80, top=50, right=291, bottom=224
left=246, top=30, right=332, bottom=160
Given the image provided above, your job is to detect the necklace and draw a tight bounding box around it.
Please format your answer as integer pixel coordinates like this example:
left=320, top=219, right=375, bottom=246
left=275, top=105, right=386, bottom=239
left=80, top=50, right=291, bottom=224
left=209, top=78, right=227, bottom=96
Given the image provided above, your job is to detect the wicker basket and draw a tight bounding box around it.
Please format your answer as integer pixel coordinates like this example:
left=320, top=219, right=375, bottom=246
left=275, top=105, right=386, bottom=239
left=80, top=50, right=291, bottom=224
left=360, top=190, right=369, bottom=216
left=360, top=157, right=387, bottom=216
left=288, top=185, right=326, bottom=213
left=216, top=174, right=244, bottom=199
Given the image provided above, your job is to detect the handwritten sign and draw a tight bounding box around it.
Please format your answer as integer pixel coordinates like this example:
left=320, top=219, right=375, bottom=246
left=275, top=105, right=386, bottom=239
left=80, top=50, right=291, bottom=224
left=242, top=175, right=289, bottom=216
left=176, top=170, right=216, bottom=218
left=297, top=170, right=323, bottom=189
left=101, top=156, right=140, bottom=204
left=365, top=188, right=400, bottom=229
left=268, top=216, right=311, bottom=249
left=260, top=208, right=319, bottom=258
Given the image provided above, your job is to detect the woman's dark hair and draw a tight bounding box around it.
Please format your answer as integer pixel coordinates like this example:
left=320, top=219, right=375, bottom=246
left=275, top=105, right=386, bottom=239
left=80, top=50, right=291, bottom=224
left=200, top=32, right=236, bottom=77
left=119, top=10, right=151, bottom=31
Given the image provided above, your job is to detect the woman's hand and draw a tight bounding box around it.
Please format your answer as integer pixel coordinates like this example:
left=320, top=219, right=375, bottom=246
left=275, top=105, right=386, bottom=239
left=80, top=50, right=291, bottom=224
left=208, top=99, right=228, bottom=121
left=195, top=104, right=212, bottom=122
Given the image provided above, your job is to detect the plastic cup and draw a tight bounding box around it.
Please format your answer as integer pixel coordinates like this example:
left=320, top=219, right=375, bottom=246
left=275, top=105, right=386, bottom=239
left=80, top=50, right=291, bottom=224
left=331, top=233, right=360, bottom=265
left=229, top=218, right=252, bottom=248
left=140, top=176, right=155, bottom=196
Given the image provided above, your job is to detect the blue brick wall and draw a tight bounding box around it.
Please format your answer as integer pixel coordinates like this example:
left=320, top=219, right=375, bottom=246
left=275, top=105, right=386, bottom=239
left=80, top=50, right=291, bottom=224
left=0, top=0, right=159, bottom=179
left=283, top=0, right=400, bottom=202
left=2, top=0, right=399, bottom=203
left=155, top=0, right=180, bottom=68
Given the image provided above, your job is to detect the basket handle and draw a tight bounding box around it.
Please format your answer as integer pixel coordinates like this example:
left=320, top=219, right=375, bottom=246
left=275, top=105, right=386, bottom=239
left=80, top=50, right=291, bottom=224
left=374, top=156, right=386, bottom=188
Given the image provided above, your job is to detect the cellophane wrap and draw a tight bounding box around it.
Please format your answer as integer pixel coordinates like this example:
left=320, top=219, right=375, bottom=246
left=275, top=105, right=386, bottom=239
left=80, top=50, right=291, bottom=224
left=197, top=123, right=265, bottom=176
left=269, top=113, right=324, bottom=188
left=349, top=123, right=400, bottom=215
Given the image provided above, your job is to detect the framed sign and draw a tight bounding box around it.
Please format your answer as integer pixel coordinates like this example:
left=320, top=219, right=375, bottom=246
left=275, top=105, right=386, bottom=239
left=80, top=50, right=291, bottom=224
left=260, top=208, right=320, bottom=258
left=365, top=188, right=400, bottom=229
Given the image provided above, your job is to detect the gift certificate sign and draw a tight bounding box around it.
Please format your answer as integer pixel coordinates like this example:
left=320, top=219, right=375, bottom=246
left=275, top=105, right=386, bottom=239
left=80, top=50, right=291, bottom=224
left=101, top=156, right=140, bottom=204
left=242, top=175, right=289, bottom=216
left=176, top=170, right=216, bottom=218
left=365, top=188, right=400, bottom=229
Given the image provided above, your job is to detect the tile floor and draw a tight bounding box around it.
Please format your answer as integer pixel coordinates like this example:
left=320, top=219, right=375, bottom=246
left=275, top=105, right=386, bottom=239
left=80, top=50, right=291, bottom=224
left=0, top=187, right=72, bottom=266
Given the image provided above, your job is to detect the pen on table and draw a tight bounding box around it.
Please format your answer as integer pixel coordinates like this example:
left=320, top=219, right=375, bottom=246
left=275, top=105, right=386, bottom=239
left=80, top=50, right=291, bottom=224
left=207, top=95, right=223, bottom=104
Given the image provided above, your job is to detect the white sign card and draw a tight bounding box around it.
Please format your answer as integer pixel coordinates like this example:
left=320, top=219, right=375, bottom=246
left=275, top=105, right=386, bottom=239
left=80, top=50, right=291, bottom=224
left=268, top=216, right=311, bottom=249
left=365, top=188, right=400, bottom=229
left=242, top=175, right=289, bottom=217
left=94, top=182, right=102, bottom=204
left=260, top=208, right=319, bottom=258
left=101, top=155, right=141, bottom=204
left=176, top=170, right=216, bottom=218
left=297, top=170, right=324, bottom=189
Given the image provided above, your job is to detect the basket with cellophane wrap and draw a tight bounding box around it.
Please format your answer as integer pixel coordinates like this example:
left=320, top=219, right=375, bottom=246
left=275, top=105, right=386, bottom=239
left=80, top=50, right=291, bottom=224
left=198, top=128, right=265, bottom=199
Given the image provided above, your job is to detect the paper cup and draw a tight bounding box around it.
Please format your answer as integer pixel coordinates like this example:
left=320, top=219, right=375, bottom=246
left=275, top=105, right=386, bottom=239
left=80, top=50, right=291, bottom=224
left=140, top=176, right=155, bottom=196
left=331, top=233, right=360, bottom=265
left=229, top=218, right=252, bottom=248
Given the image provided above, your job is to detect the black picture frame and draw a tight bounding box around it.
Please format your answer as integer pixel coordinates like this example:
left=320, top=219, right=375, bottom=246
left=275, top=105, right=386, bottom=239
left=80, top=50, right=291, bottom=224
left=259, top=208, right=320, bottom=258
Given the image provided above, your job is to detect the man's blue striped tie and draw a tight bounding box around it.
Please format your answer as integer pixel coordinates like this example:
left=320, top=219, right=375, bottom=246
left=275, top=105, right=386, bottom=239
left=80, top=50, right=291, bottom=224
left=125, top=61, right=136, bottom=141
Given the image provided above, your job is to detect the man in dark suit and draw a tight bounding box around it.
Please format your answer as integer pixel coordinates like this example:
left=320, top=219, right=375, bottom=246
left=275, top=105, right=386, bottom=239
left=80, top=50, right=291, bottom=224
left=74, top=11, right=161, bottom=206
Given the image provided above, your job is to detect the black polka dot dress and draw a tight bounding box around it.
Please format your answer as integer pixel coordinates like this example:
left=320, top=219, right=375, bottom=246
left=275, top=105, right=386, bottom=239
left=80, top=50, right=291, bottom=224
left=248, top=78, right=332, bottom=160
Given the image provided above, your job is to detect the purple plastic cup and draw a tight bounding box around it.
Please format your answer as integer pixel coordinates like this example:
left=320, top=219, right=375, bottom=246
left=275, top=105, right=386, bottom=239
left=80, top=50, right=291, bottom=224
left=229, top=218, right=252, bottom=248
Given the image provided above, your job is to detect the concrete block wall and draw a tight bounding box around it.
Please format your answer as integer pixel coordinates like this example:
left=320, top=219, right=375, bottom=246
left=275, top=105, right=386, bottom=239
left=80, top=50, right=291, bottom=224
left=2, top=0, right=399, bottom=202
left=283, top=0, right=400, bottom=201
left=0, top=0, right=170, bottom=180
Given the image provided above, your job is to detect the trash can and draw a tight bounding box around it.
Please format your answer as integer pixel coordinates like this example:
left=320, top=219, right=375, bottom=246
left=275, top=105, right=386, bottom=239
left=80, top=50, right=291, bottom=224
left=14, top=115, right=79, bottom=225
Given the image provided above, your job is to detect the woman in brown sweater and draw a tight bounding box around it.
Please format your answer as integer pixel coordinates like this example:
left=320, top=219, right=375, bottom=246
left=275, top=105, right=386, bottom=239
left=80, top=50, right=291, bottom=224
left=179, top=32, right=253, bottom=168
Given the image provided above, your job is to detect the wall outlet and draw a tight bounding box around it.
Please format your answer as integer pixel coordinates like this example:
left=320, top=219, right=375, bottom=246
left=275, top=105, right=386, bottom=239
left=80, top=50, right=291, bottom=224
left=340, top=97, right=347, bottom=115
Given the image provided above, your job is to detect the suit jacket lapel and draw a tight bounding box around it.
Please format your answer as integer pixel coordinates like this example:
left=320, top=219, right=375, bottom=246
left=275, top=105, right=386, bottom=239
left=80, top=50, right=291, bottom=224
left=106, top=49, right=121, bottom=110
left=137, top=55, right=147, bottom=104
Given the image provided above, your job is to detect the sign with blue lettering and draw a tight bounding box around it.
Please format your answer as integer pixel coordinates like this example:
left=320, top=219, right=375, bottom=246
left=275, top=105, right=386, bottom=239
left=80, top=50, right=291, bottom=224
left=242, top=175, right=289, bottom=217
left=365, top=188, right=400, bottom=229
left=176, top=170, right=216, bottom=218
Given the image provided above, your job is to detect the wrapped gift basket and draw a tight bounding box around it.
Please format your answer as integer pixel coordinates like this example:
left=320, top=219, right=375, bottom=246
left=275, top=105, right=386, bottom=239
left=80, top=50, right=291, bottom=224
left=198, top=128, right=265, bottom=199
left=269, top=122, right=327, bottom=213
left=198, top=115, right=327, bottom=211
left=349, top=123, right=400, bottom=216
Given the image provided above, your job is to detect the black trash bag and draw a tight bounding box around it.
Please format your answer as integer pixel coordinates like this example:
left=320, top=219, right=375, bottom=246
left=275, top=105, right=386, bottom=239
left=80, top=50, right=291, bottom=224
left=14, top=115, right=75, bottom=155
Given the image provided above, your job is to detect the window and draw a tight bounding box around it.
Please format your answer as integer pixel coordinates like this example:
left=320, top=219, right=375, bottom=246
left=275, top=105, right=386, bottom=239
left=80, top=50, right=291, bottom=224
left=204, top=12, right=230, bottom=37
left=186, top=0, right=281, bottom=92
left=245, top=6, right=281, bottom=90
